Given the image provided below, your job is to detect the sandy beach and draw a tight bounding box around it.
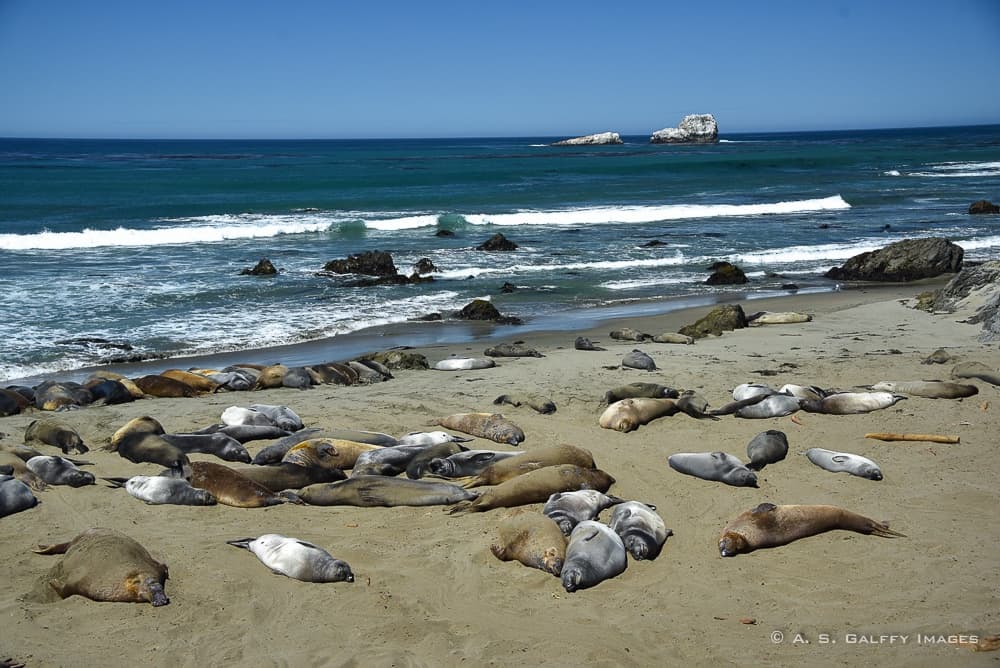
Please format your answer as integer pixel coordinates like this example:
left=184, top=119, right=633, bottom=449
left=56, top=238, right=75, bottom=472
left=2, top=282, right=998, bottom=667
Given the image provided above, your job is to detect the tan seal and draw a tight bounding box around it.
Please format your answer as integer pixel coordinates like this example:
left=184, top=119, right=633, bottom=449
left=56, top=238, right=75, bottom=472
left=430, top=412, right=525, bottom=445
left=159, top=369, right=221, bottom=394
left=24, top=419, right=89, bottom=454
left=255, top=364, right=289, bottom=389
left=449, top=464, right=614, bottom=514
left=718, top=503, right=905, bottom=557
left=186, top=461, right=293, bottom=508
left=132, top=374, right=198, bottom=398
left=870, top=380, right=978, bottom=399
left=32, top=527, right=169, bottom=606
left=457, top=443, right=596, bottom=488
left=748, top=311, right=813, bottom=325
left=490, top=511, right=567, bottom=576
left=293, top=476, right=476, bottom=507
left=108, top=416, right=190, bottom=474
left=598, top=398, right=678, bottom=432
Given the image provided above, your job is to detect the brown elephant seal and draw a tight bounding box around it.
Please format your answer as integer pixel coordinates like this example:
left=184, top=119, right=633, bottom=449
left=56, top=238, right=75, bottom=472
left=599, top=398, right=678, bottom=432
left=293, top=476, right=477, bottom=507
left=32, top=381, right=90, bottom=410
left=282, top=439, right=380, bottom=470
left=457, top=443, right=596, bottom=488
left=493, top=393, right=557, bottom=414
left=561, top=520, right=628, bottom=592
left=609, top=501, right=672, bottom=561
left=921, top=348, right=953, bottom=365
left=801, top=391, right=906, bottom=415
left=183, top=461, right=294, bottom=508
left=449, top=464, right=614, bottom=514
left=159, top=369, right=221, bottom=393
left=490, top=511, right=567, bottom=576
left=745, top=430, right=789, bottom=471
left=25, top=456, right=95, bottom=487
left=430, top=413, right=525, bottom=445
left=621, top=349, right=657, bottom=371
left=0, top=450, right=47, bottom=491
left=0, top=387, right=31, bottom=416
left=33, top=528, right=169, bottom=606
left=870, top=380, right=978, bottom=399
left=668, top=452, right=759, bottom=487
left=132, top=374, right=198, bottom=398
left=227, top=534, right=354, bottom=583
left=1, top=474, right=39, bottom=517
left=610, top=328, right=652, bottom=342
left=234, top=463, right=346, bottom=491
left=718, top=503, right=905, bottom=557
left=543, top=489, right=624, bottom=535
left=25, top=419, right=89, bottom=454
left=484, top=343, right=544, bottom=358
left=109, top=417, right=190, bottom=475
left=254, top=364, right=289, bottom=389
left=675, top=391, right=720, bottom=420
left=951, top=361, right=1000, bottom=386
left=574, top=336, right=606, bottom=351
left=600, top=382, right=679, bottom=406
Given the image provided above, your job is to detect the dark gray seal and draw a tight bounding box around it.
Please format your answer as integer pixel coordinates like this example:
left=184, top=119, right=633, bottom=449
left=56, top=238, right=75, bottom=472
left=350, top=444, right=438, bottom=477
left=951, top=361, right=1000, bottom=386
left=293, top=477, right=478, bottom=507
left=426, top=450, right=522, bottom=478
left=404, top=442, right=468, bottom=479
left=574, top=336, right=606, bottom=351
left=25, top=456, right=95, bottom=487
left=160, top=432, right=251, bottom=463
left=745, top=430, right=789, bottom=471
left=192, top=423, right=291, bottom=443
left=735, top=394, right=803, bottom=418
left=484, top=343, right=544, bottom=358
left=667, top=451, right=759, bottom=487
left=601, top=382, right=679, bottom=406
left=542, top=490, right=624, bottom=536
left=250, top=428, right=326, bottom=465
left=493, top=393, right=557, bottom=414
left=609, top=501, right=672, bottom=560
left=0, top=474, right=39, bottom=518
left=561, top=520, right=628, bottom=592
left=675, top=391, right=720, bottom=420
left=622, top=349, right=656, bottom=371
left=247, top=404, right=305, bottom=431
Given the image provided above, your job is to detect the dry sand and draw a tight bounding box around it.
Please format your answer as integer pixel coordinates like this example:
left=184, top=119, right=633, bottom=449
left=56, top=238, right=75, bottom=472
left=1, top=284, right=998, bottom=667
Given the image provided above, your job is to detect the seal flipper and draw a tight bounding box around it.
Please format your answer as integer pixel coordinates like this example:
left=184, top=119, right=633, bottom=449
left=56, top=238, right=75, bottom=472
left=34, top=542, right=73, bottom=555
left=752, top=502, right=778, bottom=514
left=102, top=477, right=130, bottom=488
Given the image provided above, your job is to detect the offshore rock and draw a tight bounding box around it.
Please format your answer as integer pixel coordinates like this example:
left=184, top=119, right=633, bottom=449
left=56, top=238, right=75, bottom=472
left=552, top=132, right=623, bottom=146
left=678, top=304, right=748, bottom=339
left=705, top=261, right=748, bottom=285
left=650, top=114, right=719, bottom=144
left=824, top=237, right=963, bottom=282
left=455, top=299, right=522, bottom=325
left=476, top=233, right=519, bottom=251
left=968, top=200, right=999, bottom=214
left=323, top=250, right=398, bottom=277
left=240, top=258, right=278, bottom=276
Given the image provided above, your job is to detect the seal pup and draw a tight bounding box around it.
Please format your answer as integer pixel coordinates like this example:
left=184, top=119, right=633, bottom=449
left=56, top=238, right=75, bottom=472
left=610, top=328, right=652, bottom=342
left=574, top=336, right=606, bottom=351
left=0, top=474, right=39, bottom=518
left=668, top=452, right=759, bottom=487
left=745, top=430, right=789, bottom=471
left=609, top=501, right=672, bottom=560
left=675, top=391, right=720, bottom=420
left=600, top=382, right=679, bottom=406
left=282, top=366, right=315, bottom=389
left=25, top=456, right=95, bottom=487
left=951, top=361, right=1000, bottom=386
left=429, top=413, right=525, bottom=445
left=221, top=406, right=277, bottom=427
left=449, top=465, right=615, bottom=513
left=869, top=380, right=978, bottom=399
left=160, top=433, right=251, bottom=463
left=718, top=503, right=904, bottom=556
left=804, top=448, right=883, bottom=480
left=735, top=394, right=803, bottom=419
left=599, top=398, right=678, bottom=432
left=396, top=431, right=473, bottom=447
left=455, top=444, right=596, bottom=488
left=104, top=476, right=218, bottom=505
left=921, top=348, right=953, bottom=365
left=183, top=461, right=294, bottom=508
left=426, top=450, right=522, bottom=478
left=248, top=404, right=305, bottom=431
left=493, top=393, right=557, bottom=414
left=24, top=419, right=89, bottom=454
left=801, top=391, right=906, bottom=415
left=490, top=511, right=566, bottom=576
left=651, top=332, right=694, bottom=344
left=622, top=349, right=657, bottom=371
left=226, top=534, right=354, bottom=583
left=543, top=489, right=625, bottom=535
left=293, top=476, right=477, bottom=507
left=434, top=357, right=496, bottom=371
left=747, top=311, right=813, bottom=325
left=561, top=520, right=628, bottom=592
left=484, top=343, right=544, bottom=358
left=778, top=384, right=828, bottom=401
left=33, top=528, right=170, bottom=606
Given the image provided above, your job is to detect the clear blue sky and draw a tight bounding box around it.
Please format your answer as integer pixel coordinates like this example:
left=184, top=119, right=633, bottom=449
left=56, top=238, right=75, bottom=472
left=1, top=0, right=998, bottom=139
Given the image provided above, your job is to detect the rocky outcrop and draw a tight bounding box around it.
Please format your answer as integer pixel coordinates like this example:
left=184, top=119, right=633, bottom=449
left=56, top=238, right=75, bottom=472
left=241, top=258, right=278, bottom=276
left=824, top=237, right=964, bottom=282
left=914, top=260, right=1000, bottom=342
left=969, top=200, right=999, bottom=214
left=705, top=261, right=748, bottom=285
left=320, top=250, right=433, bottom=286
left=678, top=304, right=748, bottom=339
left=455, top=299, right=522, bottom=325
left=552, top=132, right=623, bottom=146
left=650, top=114, right=719, bottom=144
left=413, top=258, right=438, bottom=275
left=476, top=233, right=518, bottom=251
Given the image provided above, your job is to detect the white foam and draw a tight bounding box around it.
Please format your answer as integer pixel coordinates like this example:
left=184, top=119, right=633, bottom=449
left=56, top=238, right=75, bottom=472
left=909, top=161, right=1000, bottom=178
left=601, top=275, right=703, bottom=290
left=433, top=254, right=689, bottom=281
left=363, top=214, right=443, bottom=231
left=883, top=170, right=902, bottom=176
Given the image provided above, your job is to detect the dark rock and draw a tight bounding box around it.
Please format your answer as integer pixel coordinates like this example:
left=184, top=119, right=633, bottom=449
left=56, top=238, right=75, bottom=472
left=241, top=258, right=278, bottom=276
left=641, top=240, right=668, bottom=247
left=323, top=250, right=399, bottom=277
left=678, top=304, right=748, bottom=339
left=413, top=258, right=438, bottom=274
left=455, top=299, right=522, bottom=325
left=706, top=261, right=748, bottom=285
left=824, top=237, right=963, bottom=282
left=476, top=233, right=518, bottom=251
left=413, top=313, right=442, bottom=321
left=500, top=282, right=517, bottom=293
left=969, top=200, right=999, bottom=214
left=435, top=229, right=455, bottom=237
left=781, top=284, right=799, bottom=291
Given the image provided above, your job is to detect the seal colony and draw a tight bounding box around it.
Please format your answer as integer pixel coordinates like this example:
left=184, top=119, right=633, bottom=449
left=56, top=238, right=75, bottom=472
left=1, top=283, right=999, bottom=666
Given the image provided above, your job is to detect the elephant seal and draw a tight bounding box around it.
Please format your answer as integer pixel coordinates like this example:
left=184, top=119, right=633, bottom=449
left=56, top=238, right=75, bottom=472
left=801, top=392, right=905, bottom=415
left=457, top=444, right=596, bottom=488
left=84, top=378, right=135, bottom=405
left=110, top=417, right=191, bottom=475
left=490, top=511, right=566, bottom=576
left=24, top=419, right=88, bottom=454
left=718, top=503, right=904, bottom=556
left=652, top=332, right=694, bottom=344
left=33, top=381, right=90, bottom=410
left=430, top=413, right=524, bottom=445
left=159, top=369, right=221, bottom=394
left=601, top=383, right=679, bottom=406
left=921, top=348, right=953, bottom=365
left=206, top=369, right=258, bottom=392
left=574, top=336, right=606, bottom=351
left=282, top=366, right=315, bottom=389
left=160, top=433, right=251, bottom=463
left=622, top=349, right=656, bottom=371
left=434, top=357, right=496, bottom=371
left=233, top=463, right=346, bottom=491
left=668, top=452, right=759, bottom=487
left=484, top=343, right=544, bottom=358
left=543, top=489, right=624, bottom=536
left=732, top=383, right=778, bottom=402
left=0, top=474, right=39, bottom=518
left=33, top=528, right=170, bottom=605
left=109, top=475, right=217, bottom=505
left=609, top=501, right=672, bottom=560
left=192, top=423, right=291, bottom=443
left=777, top=384, right=828, bottom=401
left=396, top=431, right=473, bottom=447
left=185, top=461, right=293, bottom=508
left=748, top=311, right=813, bottom=325
left=449, top=465, right=614, bottom=514
left=493, top=394, right=557, bottom=414
left=610, top=328, right=652, bottom=342
left=227, top=534, right=354, bottom=583
left=405, top=442, right=468, bottom=479
left=350, top=443, right=441, bottom=477
left=132, top=374, right=198, bottom=398
left=249, top=404, right=305, bottom=431
left=599, top=398, right=678, bottom=432
left=426, top=450, right=522, bottom=478
left=745, top=430, right=789, bottom=471
left=294, top=476, right=477, bottom=507
left=561, top=520, right=628, bottom=592
left=735, top=394, right=803, bottom=419
left=0, top=387, right=30, bottom=416
left=675, top=391, right=720, bottom=420
left=804, top=448, right=883, bottom=480
left=869, top=380, right=978, bottom=399
left=254, top=364, right=289, bottom=389
left=0, top=451, right=46, bottom=491
left=25, top=456, right=95, bottom=487
left=951, top=361, right=1000, bottom=386
left=220, top=406, right=276, bottom=428
left=283, top=439, right=379, bottom=471
left=250, top=428, right=327, bottom=465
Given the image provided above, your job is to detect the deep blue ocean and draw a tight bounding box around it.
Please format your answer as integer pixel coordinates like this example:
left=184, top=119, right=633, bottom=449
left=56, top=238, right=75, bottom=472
left=2, top=125, right=999, bottom=382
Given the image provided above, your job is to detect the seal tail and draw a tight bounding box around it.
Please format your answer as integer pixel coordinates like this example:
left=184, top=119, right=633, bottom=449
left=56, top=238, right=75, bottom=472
left=446, top=500, right=476, bottom=515
left=456, top=475, right=482, bottom=489
left=278, top=490, right=306, bottom=505
left=225, top=538, right=255, bottom=550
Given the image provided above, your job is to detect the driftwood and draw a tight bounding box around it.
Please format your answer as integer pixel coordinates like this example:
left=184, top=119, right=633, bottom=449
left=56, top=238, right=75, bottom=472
left=864, top=432, right=960, bottom=444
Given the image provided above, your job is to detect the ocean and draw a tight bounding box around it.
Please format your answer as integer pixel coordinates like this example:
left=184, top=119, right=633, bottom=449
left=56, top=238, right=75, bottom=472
left=2, top=125, right=999, bottom=383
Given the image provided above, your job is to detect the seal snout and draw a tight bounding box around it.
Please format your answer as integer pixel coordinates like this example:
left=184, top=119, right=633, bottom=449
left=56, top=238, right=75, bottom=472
left=561, top=568, right=583, bottom=593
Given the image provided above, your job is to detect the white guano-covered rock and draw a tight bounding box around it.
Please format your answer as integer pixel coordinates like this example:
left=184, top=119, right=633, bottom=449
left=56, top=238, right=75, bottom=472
left=551, top=132, right=623, bottom=146
left=650, top=114, right=719, bottom=144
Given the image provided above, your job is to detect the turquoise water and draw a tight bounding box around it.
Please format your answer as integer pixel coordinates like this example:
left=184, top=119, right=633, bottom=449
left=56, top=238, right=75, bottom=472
left=2, top=126, right=999, bottom=381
